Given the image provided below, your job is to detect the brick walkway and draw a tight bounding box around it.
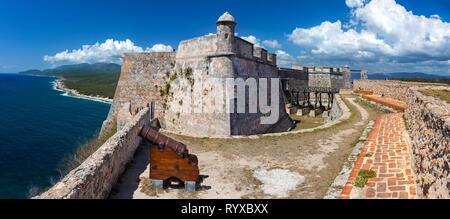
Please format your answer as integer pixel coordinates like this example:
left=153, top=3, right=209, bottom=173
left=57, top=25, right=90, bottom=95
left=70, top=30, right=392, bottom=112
left=340, top=113, right=418, bottom=199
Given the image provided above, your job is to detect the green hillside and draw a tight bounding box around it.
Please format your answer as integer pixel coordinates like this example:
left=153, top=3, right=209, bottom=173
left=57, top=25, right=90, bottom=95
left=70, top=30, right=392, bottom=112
left=20, top=63, right=121, bottom=99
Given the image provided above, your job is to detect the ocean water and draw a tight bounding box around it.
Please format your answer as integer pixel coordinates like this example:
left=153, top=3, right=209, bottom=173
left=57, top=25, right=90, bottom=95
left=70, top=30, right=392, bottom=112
left=0, top=74, right=110, bottom=198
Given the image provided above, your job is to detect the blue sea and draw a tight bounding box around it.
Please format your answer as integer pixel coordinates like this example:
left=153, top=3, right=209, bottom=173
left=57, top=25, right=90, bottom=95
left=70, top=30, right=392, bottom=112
left=0, top=74, right=110, bottom=198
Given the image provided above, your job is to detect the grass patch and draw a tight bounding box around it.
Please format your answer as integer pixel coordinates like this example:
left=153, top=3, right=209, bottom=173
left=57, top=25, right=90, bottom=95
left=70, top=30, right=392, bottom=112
left=355, top=97, right=387, bottom=113
left=420, top=89, right=450, bottom=103
left=354, top=169, right=376, bottom=188
left=289, top=114, right=324, bottom=131
left=402, top=114, right=409, bottom=131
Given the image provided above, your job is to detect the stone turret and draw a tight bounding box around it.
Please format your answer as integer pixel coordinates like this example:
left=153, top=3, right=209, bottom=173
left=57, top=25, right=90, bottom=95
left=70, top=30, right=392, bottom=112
left=217, top=12, right=236, bottom=37
left=216, top=12, right=236, bottom=53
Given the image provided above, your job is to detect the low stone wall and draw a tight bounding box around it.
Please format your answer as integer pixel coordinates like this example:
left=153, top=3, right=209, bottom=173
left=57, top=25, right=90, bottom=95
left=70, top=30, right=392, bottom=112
left=329, top=96, right=343, bottom=121
left=35, top=108, right=151, bottom=199
left=354, top=80, right=446, bottom=102
left=361, top=94, right=407, bottom=111
left=405, top=87, right=450, bottom=199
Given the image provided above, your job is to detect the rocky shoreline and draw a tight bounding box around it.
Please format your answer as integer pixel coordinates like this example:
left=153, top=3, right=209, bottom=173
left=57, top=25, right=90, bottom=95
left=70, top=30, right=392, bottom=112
left=54, top=79, right=113, bottom=104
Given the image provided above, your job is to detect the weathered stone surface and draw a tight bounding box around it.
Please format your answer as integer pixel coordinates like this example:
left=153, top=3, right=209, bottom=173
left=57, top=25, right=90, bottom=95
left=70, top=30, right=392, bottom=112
left=296, top=107, right=310, bottom=116
left=353, top=80, right=446, bottom=102
left=406, top=87, right=450, bottom=199
left=279, top=68, right=309, bottom=102
left=309, top=107, right=324, bottom=117
left=329, top=97, right=343, bottom=121
left=35, top=108, right=152, bottom=199
left=101, top=52, right=175, bottom=134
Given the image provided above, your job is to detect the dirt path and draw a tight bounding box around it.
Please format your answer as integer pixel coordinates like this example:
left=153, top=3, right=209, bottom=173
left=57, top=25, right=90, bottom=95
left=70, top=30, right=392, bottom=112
left=110, top=96, right=383, bottom=199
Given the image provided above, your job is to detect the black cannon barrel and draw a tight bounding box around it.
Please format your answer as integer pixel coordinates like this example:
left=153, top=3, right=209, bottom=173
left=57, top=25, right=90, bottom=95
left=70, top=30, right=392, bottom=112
left=139, top=125, right=188, bottom=157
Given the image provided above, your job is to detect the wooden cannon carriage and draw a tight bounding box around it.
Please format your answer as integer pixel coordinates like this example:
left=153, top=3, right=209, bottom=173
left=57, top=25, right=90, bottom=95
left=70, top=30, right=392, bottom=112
left=139, top=125, right=200, bottom=192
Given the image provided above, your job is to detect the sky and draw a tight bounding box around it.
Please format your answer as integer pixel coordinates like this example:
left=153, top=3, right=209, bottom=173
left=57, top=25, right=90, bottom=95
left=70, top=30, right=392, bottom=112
left=0, top=0, right=449, bottom=75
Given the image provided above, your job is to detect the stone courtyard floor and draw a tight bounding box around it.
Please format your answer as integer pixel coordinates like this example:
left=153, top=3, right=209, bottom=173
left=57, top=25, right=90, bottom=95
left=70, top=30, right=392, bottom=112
left=109, top=96, right=385, bottom=199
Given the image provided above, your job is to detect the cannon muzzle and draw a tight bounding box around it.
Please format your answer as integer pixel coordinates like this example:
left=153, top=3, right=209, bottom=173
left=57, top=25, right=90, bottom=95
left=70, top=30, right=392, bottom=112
left=139, top=125, right=188, bottom=157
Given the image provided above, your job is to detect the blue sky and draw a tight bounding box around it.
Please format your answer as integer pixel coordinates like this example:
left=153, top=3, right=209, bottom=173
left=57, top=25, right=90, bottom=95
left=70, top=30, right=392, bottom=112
left=1, top=0, right=449, bottom=75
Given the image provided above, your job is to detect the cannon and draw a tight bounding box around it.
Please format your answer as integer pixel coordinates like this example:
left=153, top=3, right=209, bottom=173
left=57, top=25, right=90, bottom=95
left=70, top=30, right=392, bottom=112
left=139, top=125, right=200, bottom=192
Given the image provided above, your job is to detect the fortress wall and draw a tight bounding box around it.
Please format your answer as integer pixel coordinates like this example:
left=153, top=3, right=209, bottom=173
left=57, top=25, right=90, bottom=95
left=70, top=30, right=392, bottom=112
left=177, top=35, right=218, bottom=58
left=164, top=52, right=293, bottom=137
left=164, top=55, right=233, bottom=137
left=330, top=73, right=344, bottom=89
left=406, top=87, right=450, bottom=199
left=35, top=108, right=151, bottom=199
left=353, top=80, right=446, bottom=102
left=309, top=73, right=332, bottom=88
left=342, top=68, right=352, bottom=89
left=102, top=52, right=175, bottom=132
left=278, top=68, right=309, bottom=101
left=234, top=37, right=254, bottom=59
left=229, top=57, right=294, bottom=135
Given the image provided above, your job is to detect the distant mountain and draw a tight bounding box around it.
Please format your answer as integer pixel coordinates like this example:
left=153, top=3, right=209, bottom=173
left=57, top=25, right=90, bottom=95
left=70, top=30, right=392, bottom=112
left=19, top=63, right=121, bottom=77
left=384, top=72, right=448, bottom=80
left=19, top=63, right=121, bottom=99
left=352, top=72, right=449, bottom=82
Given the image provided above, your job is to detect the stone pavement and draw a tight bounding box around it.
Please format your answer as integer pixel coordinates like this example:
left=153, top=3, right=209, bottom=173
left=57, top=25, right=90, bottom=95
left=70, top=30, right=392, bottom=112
left=340, top=113, right=418, bottom=199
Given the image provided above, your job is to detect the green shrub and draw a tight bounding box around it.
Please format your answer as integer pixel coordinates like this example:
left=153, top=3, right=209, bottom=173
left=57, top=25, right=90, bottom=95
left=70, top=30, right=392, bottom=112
left=354, top=169, right=377, bottom=188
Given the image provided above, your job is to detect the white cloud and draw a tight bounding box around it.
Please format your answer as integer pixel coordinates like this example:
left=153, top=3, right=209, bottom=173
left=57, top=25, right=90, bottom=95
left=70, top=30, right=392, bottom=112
left=288, top=0, right=450, bottom=74
left=148, top=44, right=174, bottom=52
left=44, top=39, right=173, bottom=64
left=262, top=40, right=282, bottom=49
left=346, top=0, right=366, bottom=8
left=241, top=35, right=282, bottom=50
left=241, top=35, right=262, bottom=48
left=276, top=50, right=297, bottom=67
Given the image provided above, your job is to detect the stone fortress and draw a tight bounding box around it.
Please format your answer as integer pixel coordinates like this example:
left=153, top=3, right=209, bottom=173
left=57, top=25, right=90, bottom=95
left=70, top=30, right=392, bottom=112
left=36, top=12, right=449, bottom=200
left=102, top=12, right=368, bottom=137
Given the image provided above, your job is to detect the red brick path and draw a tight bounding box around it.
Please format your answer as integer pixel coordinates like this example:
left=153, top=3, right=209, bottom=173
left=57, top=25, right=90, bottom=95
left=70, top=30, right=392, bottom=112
left=340, top=113, right=418, bottom=199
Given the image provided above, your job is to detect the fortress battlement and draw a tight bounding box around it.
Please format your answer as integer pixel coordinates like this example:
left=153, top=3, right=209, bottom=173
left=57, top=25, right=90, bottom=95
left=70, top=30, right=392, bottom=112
left=102, top=12, right=293, bottom=137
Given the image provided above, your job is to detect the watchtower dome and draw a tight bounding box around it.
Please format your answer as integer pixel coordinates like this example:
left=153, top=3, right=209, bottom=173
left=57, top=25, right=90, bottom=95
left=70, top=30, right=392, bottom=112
left=216, top=12, right=236, bottom=39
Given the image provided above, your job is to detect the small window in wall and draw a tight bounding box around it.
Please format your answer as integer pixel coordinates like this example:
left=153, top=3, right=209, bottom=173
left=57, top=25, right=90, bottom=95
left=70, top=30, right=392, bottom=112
left=225, top=33, right=229, bottom=39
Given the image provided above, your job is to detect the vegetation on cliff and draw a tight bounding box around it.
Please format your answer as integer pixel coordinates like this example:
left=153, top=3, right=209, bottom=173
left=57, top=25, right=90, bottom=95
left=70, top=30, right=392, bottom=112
left=57, top=122, right=118, bottom=177
left=20, top=63, right=121, bottom=99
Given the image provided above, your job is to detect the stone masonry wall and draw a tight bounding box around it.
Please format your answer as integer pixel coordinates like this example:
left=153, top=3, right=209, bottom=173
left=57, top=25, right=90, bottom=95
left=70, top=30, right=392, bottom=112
left=309, top=73, right=331, bottom=88
left=101, top=52, right=175, bottom=133
left=35, top=108, right=151, bottom=199
left=229, top=56, right=293, bottom=135
left=329, top=95, right=343, bottom=121
left=279, top=68, right=309, bottom=102
left=406, top=87, right=450, bottom=199
left=353, top=80, right=446, bottom=102
left=162, top=32, right=293, bottom=137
